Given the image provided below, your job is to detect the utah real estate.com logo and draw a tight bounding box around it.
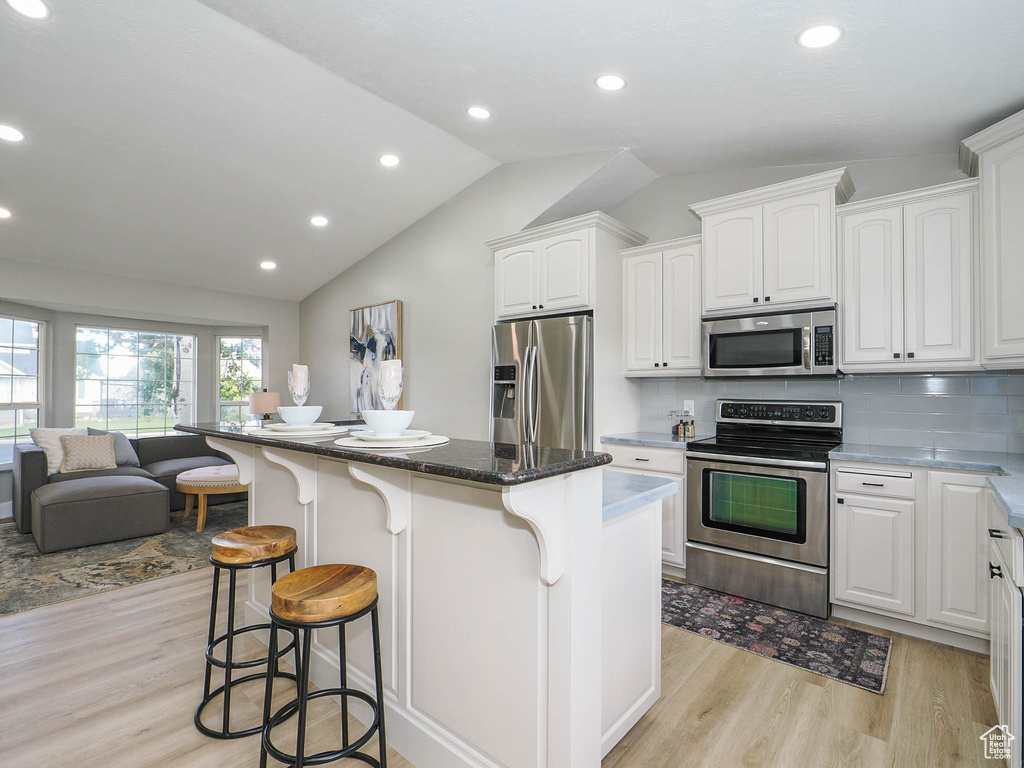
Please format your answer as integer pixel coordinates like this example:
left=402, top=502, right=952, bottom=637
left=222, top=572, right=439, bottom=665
left=981, top=725, right=1014, bottom=760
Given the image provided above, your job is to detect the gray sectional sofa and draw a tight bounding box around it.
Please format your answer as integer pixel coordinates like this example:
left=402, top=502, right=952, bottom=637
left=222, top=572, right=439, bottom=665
left=13, top=433, right=245, bottom=553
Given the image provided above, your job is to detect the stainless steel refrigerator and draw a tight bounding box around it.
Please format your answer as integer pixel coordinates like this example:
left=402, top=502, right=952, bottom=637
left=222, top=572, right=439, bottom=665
left=490, top=314, right=593, bottom=451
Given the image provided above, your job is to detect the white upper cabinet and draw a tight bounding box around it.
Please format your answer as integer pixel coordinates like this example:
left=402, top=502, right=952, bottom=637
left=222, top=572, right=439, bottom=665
left=623, top=253, right=662, bottom=370
left=691, top=168, right=852, bottom=315
left=622, top=237, right=701, bottom=376
left=539, top=229, right=591, bottom=312
left=961, top=108, right=1024, bottom=368
left=838, top=181, right=979, bottom=372
left=661, top=243, right=701, bottom=371
left=903, top=192, right=975, bottom=363
left=763, top=190, right=833, bottom=307
left=840, top=207, right=904, bottom=365
left=495, top=244, right=539, bottom=319
left=488, top=212, right=646, bottom=321
left=701, top=205, right=762, bottom=312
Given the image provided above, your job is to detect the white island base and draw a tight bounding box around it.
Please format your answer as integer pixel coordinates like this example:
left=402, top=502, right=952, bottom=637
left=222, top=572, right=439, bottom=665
left=206, top=436, right=667, bottom=768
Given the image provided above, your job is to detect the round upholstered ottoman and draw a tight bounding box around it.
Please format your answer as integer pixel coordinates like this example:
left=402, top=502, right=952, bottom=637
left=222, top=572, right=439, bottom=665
left=176, top=465, right=247, bottom=531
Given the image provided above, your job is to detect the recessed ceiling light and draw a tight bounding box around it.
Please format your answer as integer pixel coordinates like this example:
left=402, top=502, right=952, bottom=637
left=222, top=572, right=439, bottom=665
left=260, top=260, right=277, bottom=270
left=467, top=106, right=491, bottom=120
left=379, top=154, right=400, bottom=167
left=6, top=0, right=49, bottom=20
left=0, top=125, right=25, bottom=143
left=798, top=25, right=843, bottom=48
left=595, top=74, right=626, bottom=91
left=0, top=207, right=12, bottom=219
left=310, top=215, right=329, bottom=227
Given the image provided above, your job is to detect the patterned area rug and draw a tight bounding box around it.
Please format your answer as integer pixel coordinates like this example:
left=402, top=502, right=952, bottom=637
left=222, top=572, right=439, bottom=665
left=0, top=501, right=248, bottom=616
left=662, top=580, right=892, bottom=694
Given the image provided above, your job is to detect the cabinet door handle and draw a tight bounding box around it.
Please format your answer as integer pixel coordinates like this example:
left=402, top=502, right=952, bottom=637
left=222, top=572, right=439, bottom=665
left=654, top=362, right=660, bottom=368
left=907, top=352, right=915, bottom=359
left=539, top=304, right=544, bottom=309
left=532, top=305, right=538, bottom=310
left=989, top=528, right=1006, bottom=539
left=990, top=562, right=1004, bottom=579
left=836, top=498, right=845, bottom=504
left=753, top=297, right=759, bottom=303
left=765, top=296, right=771, bottom=302
left=861, top=482, right=884, bottom=487
left=893, top=353, right=900, bottom=359
left=634, top=457, right=651, bottom=462
left=663, top=361, right=668, bottom=367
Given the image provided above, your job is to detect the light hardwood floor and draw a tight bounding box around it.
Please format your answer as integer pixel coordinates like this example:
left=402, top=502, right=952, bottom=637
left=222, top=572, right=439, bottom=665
left=0, top=568, right=998, bottom=768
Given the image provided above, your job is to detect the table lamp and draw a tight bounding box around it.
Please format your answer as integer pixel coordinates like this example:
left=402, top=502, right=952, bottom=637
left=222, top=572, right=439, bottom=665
left=249, top=389, right=281, bottom=423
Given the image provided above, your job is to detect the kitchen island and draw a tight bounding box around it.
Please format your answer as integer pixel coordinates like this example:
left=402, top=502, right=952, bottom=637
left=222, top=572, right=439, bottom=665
left=177, top=424, right=673, bottom=768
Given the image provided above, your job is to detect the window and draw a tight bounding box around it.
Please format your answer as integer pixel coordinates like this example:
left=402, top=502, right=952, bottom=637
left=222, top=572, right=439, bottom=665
left=218, top=337, right=262, bottom=422
left=0, top=316, right=42, bottom=456
left=75, top=327, right=196, bottom=437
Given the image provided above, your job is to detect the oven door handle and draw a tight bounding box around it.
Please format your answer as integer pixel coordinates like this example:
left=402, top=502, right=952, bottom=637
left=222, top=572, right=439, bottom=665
left=685, top=451, right=827, bottom=471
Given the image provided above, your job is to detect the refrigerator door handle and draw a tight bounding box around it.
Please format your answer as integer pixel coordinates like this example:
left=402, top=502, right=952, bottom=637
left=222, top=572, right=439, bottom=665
left=525, top=346, right=537, bottom=443
left=530, top=345, right=540, bottom=443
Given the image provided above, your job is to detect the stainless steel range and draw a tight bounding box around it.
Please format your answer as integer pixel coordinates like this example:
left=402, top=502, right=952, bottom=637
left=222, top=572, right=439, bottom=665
left=685, top=399, right=843, bottom=618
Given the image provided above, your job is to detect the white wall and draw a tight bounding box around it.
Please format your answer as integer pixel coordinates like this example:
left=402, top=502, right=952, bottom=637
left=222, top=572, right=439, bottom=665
left=299, top=150, right=621, bottom=438
left=0, top=257, right=300, bottom=402
left=610, top=153, right=964, bottom=244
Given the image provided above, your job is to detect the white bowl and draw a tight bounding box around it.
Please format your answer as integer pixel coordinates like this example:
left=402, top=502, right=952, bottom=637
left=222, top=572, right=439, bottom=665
left=276, top=405, right=323, bottom=426
left=360, top=409, right=415, bottom=438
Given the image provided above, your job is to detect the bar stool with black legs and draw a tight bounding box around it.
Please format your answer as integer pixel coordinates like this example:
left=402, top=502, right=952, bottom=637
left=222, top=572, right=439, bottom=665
left=261, top=564, right=388, bottom=768
left=196, top=524, right=301, bottom=739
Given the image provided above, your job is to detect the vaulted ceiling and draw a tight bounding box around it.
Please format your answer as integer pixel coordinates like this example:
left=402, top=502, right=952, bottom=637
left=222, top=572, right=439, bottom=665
left=2, top=0, right=1022, bottom=301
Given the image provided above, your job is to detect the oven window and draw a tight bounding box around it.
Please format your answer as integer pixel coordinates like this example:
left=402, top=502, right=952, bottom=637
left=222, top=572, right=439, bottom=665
left=703, top=470, right=806, bottom=543
left=709, top=329, right=802, bottom=369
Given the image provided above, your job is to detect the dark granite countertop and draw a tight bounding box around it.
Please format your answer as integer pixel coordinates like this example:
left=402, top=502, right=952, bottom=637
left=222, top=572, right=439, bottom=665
left=176, top=423, right=611, bottom=487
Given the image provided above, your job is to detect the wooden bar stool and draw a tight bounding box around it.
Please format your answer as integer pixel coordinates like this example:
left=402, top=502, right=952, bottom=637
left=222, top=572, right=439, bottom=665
left=260, top=564, right=388, bottom=768
left=177, top=465, right=249, bottom=532
left=196, top=525, right=301, bottom=740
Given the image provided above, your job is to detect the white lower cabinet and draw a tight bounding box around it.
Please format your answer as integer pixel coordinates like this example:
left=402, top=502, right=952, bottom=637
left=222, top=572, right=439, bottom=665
left=602, top=443, right=686, bottom=568
left=926, top=471, right=989, bottom=633
left=988, top=491, right=1023, bottom=767
left=833, top=492, right=916, bottom=615
left=831, top=463, right=993, bottom=641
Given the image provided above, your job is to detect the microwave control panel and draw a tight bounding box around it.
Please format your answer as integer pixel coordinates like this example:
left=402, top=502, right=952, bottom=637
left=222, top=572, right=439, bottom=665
left=813, top=326, right=834, bottom=367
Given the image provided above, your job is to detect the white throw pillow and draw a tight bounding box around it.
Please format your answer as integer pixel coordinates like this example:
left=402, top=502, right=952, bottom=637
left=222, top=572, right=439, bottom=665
left=29, top=427, right=88, bottom=475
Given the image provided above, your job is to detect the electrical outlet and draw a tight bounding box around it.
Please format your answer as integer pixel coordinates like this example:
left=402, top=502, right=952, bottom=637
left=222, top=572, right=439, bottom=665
left=683, top=400, right=695, bottom=417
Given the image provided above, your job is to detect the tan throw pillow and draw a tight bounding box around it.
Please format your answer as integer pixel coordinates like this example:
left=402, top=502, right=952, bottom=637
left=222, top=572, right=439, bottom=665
left=29, top=427, right=88, bottom=475
left=59, top=433, right=117, bottom=473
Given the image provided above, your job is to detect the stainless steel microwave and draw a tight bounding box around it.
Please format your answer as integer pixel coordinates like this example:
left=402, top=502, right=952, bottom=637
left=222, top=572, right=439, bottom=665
left=702, top=306, right=838, bottom=377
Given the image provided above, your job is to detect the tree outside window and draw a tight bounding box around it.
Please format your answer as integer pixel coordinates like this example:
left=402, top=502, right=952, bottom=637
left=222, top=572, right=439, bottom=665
left=218, top=337, right=262, bottom=422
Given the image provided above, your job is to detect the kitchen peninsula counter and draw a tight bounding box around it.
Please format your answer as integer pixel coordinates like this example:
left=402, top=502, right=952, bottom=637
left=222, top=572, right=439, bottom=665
left=176, top=423, right=659, bottom=768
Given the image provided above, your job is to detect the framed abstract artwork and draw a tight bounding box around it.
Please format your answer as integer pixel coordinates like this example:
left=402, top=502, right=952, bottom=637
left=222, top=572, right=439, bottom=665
left=349, top=299, right=402, bottom=414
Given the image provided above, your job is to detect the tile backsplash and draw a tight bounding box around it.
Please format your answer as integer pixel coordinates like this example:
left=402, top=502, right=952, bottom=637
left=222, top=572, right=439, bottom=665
left=631, top=372, right=1024, bottom=454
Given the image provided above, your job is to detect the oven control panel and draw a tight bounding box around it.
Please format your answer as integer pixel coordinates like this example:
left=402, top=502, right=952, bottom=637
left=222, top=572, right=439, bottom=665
left=718, top=401, right=840, bottom=425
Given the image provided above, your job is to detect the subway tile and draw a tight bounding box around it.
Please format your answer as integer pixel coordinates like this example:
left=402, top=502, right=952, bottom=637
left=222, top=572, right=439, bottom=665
left=932, top=432, right=1009, bottom=452
left=842, top=427, right=871, bottom=444
left=839, top=376, right=901, bottom=395
left=969, top=414, right=1017, bottom=434
left=899, top=376, right=970, bottom=395
left=836, top=395, right=872, bottom=414
left=869, top=395, right=938, bottom=413
left=657, top=380, right=677, bottom=394
left=1010, top=435, right=1024, bottom=455
left=847, top=411, right=905, bottom=429
left=868, top=428, right=935, bottom=449
left=930, top=395, right=1008, bottom=414
left=1010, top=397, right=1024, bottom=414
left=784, top=380, right=842, bottom=397
left=900, top=413, right=972, bottom=432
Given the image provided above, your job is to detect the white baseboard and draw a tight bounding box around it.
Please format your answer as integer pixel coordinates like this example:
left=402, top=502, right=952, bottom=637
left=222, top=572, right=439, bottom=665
left=831, top=604, right=990, bottom=654
left=661, top=563, right=686, bottom=580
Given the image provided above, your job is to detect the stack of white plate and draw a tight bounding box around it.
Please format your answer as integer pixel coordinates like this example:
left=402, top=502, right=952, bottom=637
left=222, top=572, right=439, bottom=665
left=334, top=429, right=449, bottom=449
left=249, top=423, right=350, bottom=438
